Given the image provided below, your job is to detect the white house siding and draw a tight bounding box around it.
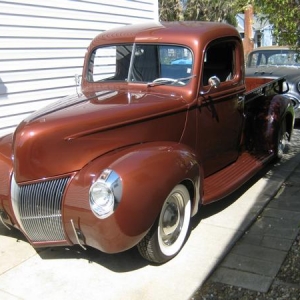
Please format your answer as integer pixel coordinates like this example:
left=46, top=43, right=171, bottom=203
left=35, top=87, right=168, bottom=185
left=0, top=0, right=158, bottom=137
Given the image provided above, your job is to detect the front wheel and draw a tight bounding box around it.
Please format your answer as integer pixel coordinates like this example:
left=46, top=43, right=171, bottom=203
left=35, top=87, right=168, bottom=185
left=137, top=184, right=191, bottom=264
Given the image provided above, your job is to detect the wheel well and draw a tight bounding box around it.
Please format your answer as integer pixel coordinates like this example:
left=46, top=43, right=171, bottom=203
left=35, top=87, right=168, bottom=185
left=181, top=179, right=197, bottom=215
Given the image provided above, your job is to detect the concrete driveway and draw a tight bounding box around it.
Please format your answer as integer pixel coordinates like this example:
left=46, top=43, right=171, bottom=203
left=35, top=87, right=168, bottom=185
left=1, top=128, right=299, bottom=300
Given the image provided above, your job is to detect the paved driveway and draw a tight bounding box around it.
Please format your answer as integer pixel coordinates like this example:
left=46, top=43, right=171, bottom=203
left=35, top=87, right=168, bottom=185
left=1, top=127, right=299, bottom=300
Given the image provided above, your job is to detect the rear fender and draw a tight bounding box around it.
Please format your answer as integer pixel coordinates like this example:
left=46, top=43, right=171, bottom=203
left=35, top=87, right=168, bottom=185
left=264, top=95, right=295, bottom=152
left=248, top=94, right=294, bottom=153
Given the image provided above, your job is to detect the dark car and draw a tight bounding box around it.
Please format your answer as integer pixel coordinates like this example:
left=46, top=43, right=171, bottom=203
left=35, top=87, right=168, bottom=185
left=246, top=46, right=300, bottom=118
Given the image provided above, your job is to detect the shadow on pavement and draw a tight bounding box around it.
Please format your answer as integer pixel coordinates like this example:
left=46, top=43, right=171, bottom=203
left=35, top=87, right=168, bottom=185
left=0, top=222, right=28, bottom=242
left=38, top=244, right=147, bottom=272
left=0, top=222, right=148, bottom=272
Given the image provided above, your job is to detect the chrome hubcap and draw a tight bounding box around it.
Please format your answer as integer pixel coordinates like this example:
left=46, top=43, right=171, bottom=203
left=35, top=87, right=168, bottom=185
left=278, top=129, right=287, bottom=156
left=160, top=192, right=184, bottom=246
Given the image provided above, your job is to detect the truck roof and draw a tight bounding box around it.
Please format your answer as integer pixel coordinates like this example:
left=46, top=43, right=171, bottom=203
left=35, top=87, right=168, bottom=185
left=89, top=21, right=240, bottom=49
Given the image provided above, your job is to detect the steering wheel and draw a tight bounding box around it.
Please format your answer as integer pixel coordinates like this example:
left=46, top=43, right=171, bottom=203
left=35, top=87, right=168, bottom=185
left=152, top=78, right=185, bottom=86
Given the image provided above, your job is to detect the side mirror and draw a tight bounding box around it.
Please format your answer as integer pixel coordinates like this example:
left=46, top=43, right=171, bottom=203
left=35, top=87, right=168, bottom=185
left=74, top=74, right=82, bottom=96
left=208, top=76, right=220, bottom=89
left=200, top=76, right=220, bottom=95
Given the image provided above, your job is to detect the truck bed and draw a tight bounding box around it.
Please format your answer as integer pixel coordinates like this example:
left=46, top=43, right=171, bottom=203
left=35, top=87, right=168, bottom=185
left=245, top=77, right=284, bottom=103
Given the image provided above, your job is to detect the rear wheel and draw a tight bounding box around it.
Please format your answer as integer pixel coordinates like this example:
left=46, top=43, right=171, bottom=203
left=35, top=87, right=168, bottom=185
left=137, top=184, right=191, bottom=264
left=276, top=119, right=289, bottom=159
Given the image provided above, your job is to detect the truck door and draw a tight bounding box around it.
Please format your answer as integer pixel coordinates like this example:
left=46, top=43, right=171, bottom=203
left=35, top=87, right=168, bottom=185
left=197, top=39, right=245, bottom=177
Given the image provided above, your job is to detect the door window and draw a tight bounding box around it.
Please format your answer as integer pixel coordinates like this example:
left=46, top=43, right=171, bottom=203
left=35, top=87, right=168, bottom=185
left=202, top=41, right=236, bottom=86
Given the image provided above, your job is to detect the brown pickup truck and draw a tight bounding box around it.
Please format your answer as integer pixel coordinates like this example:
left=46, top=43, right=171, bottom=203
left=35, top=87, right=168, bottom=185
left=0, top=22, right=295, bottom=264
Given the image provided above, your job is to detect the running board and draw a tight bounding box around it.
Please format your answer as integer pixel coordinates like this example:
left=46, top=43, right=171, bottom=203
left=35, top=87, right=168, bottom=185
left=202, top=152, right=274, bottom=204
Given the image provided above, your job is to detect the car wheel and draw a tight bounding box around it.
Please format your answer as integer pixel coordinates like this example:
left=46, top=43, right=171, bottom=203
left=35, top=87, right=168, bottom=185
left=137, top=184, right=191, bottom=264
left=276, top=119, right=288, bottom=159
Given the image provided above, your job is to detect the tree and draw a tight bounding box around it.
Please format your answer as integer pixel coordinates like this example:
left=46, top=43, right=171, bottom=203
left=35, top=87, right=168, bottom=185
left=158, top=0, right=240, bottom=26
left=159, top=0, right=183, bottom=21
left=184, top=0, right=237, bottom=25
left=159, top=0, right=300, bottom=48
left=253, top=0, right=300, bottom=47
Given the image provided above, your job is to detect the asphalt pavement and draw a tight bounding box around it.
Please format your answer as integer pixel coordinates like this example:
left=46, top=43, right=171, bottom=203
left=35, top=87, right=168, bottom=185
left=0, top=127, right=299, bottom=300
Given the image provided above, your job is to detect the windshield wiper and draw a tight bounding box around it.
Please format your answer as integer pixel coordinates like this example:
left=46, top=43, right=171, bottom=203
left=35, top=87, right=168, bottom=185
left=147, top=75, right=196, bottom=87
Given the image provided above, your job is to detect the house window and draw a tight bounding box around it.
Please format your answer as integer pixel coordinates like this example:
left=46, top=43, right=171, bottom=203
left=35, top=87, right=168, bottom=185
left=257, top=33, right=261, bottom=47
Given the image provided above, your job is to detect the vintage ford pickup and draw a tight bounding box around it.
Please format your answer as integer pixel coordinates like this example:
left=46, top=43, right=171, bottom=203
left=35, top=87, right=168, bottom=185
left=0, top=22, right=295, bottom=264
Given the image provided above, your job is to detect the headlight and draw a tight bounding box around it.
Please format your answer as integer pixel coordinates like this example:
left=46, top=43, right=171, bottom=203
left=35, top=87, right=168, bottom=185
left=89, top=169, right=122, bottom=219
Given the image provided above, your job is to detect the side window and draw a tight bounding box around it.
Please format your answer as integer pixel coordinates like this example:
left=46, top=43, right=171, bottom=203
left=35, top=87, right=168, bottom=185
left=258, top=53, right=266, bottom=66
left=202, top=41, right=235, bottom=86
left=248, top=52, right=259, bottom=67
left=88, top=46, right=117, bottom=82
left=88, top=45, right=132, bottom=82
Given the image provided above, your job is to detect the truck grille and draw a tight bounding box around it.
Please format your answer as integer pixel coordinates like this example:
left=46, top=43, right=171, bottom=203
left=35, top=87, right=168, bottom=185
left=11, top=176, right=70, bottom=242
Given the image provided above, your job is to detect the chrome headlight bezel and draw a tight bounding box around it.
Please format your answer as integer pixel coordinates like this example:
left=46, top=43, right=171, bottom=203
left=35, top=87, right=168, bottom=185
left=89, top=169, right=122, bottom=219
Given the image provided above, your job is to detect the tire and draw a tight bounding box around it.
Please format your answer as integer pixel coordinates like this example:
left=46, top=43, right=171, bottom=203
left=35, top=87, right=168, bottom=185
left=276, top=119, right=288, bottom=159
left=137, top=184, right=191, bottom=264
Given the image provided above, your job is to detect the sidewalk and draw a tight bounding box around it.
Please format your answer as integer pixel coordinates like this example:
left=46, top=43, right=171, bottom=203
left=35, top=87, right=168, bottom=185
left=209, top=153, right=300, bottom=292
left=191, top=127, right=300, bottom=298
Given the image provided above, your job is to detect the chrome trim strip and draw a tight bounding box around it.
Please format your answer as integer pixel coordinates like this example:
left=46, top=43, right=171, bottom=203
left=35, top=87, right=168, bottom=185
left=0, top=213, right=11, bottom=230
left=70, top=219, right=86, bottom=250
left=11, top=175, right=24, bottom=231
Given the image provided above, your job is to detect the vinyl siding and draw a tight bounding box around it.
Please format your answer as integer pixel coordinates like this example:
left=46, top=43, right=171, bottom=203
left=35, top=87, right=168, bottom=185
left=0, top=0, right=158, bottom=137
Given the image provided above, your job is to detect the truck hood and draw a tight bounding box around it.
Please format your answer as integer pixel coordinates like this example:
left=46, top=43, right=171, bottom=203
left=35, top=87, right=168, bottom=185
left=13, top=90, right=188, bottom=182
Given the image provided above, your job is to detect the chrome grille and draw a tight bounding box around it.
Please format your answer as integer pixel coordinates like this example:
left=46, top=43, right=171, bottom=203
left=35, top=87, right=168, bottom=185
left=12, top=176, right=69, bottom=242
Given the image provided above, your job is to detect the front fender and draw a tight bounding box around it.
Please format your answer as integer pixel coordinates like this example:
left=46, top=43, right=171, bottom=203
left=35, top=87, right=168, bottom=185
left=109, top=142, right=201, bottom=235
left=64, top=141, right=201, bottom=253
left=0, top=133, right=15, bottom=225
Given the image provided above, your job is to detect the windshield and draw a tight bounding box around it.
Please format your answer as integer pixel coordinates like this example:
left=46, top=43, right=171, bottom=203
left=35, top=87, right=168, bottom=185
left=87, top=44, right=194, bottom=86
left=247, top=49, right=300, bottom=67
